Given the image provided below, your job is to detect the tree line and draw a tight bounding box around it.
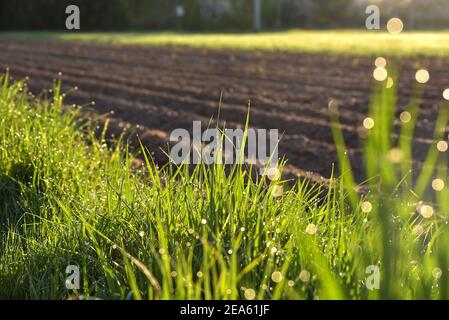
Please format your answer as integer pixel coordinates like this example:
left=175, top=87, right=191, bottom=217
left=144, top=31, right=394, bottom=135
left=1, top=0, right=447, bottom=31
left=0, top=0, right=364, bottom=31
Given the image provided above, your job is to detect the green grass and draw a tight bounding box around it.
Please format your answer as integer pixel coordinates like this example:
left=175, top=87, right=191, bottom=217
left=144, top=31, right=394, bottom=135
left=0, top=69, right=449, bottom=300
left=2, top=30, right=449, bottom=57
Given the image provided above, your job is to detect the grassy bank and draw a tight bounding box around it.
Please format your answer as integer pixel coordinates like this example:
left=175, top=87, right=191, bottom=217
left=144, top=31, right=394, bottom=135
left=0, top=71, right=448, bottom=300
left=2, top=30, right=449, bottom=57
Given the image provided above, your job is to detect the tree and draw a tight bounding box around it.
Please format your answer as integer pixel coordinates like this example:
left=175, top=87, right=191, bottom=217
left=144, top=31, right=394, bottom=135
left=254, top=0, right=262, bottom=30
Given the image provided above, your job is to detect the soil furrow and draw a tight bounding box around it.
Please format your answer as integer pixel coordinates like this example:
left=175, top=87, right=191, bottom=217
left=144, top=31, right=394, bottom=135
left=1, top=39, right=447, bottom=181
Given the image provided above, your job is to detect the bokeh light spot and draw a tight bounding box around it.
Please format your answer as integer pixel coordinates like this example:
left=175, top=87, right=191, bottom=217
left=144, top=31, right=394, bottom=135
left=419, top=205, right=434, bottom=219
left=375, top=57, right=387, bottom=68
left=400, top=111, right=412, bottom=123
left=373, top=67, right=388, bottom=82
left=386, top=77, right=394, bottom=89
left=437, top=141, right=448, bottom=152
left=432, top=179, right=445, bottom=192
left=443, top=89, right=449, bottom=101
left=363, top=117, right=375, bottom=130
left=415, top=69, right=430, bottom=84
left=361, top=201, right=373, bottom=213
left=387, top=18, right=404, bottom=35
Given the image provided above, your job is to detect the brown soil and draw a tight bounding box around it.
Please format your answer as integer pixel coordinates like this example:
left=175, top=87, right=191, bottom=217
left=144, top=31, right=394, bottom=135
left=1, top=39, right=448, bottom=181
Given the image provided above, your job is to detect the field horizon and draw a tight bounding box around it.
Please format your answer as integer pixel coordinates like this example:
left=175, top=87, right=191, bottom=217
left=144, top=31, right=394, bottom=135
left=2, top=30, right=449, bottom=57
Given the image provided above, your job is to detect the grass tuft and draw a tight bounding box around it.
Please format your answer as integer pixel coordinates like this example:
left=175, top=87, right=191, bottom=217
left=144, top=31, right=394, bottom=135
left=0, top=70, right=448, bottom=300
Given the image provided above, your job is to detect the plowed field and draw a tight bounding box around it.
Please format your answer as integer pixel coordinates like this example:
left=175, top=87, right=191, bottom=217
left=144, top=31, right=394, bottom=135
left=1, top=39, right=447, bottom=181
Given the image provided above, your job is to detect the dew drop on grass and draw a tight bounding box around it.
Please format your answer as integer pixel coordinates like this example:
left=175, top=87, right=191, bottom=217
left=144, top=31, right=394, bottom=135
left=272, top=185, right=284, bottom=197
left=328, top=99, right=338, bottom=112
left=363, top=117, right=375, bottom=130
left=412, top=225, right=424, bottom=237
left=419, top=205, right=434, bottom=219
left=432, top=268, right=442, bottom=280
left=361, top=201, right=373, bottom=213
left=287, top=280, right=295, bottom=287
left=400, top=111, right=412, bottom=123
left=299, top=270, right=311, bottom=283
left=271, top=271, right=283, bottom=283
left=244, top=288, right=256, bottom=300
left=267, top=167, right=281, bottom=181
left=437, top=141, right=448, bottom=152
left=305, top=223, right=317, bottom=235
left=432, top=179, right=445, bottom=191
left=201, top=219, right=207, bottom=225
left=387, top=148, right=403, bottom=163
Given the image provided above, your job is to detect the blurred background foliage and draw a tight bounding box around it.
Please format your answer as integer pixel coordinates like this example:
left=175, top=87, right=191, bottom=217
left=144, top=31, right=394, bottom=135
left=1, top=0, right=448, bottom=31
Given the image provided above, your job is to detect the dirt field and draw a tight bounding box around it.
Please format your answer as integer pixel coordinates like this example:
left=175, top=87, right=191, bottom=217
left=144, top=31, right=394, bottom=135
left=1, top=39, right=448, bottom=181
